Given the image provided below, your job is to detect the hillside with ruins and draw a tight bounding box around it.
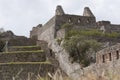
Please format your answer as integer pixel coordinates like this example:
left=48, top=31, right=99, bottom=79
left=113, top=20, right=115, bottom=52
left=0, top=5, right=120, bottom=80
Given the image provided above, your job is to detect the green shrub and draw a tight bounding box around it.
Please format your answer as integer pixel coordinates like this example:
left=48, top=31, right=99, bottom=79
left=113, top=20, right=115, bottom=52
left=63, top=35, right=101, bottom=67
left=62, top=28, right=120, bottom=67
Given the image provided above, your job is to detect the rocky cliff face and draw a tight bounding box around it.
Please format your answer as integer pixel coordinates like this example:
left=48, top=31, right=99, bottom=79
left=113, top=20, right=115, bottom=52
left=47, top=40, right=82, bottom=80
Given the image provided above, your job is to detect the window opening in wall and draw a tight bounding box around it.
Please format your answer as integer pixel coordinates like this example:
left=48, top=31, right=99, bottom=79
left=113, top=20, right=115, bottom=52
left=78, top=19, right=81, bottom=23
left=102, top=55, right=105, bottom=63
left=116, top=50, right=119, bottom=59
left=87, top=19, right=90, bottom=23
left=68, top=18, right=72, bottom=23
left=109, top=53, right=112, bottom=61
left=50, top=49, right=52, bottom=56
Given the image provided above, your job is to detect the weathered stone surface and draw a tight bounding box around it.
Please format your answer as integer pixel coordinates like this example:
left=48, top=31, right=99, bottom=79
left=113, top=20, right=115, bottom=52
left=78, top=59, right=120, bottom=80
left=31, top=6, right=96, bottom=42
left=29, top=5, right=120, bottom=80
left=55, top=5, right=65, bottom=15
left=0, top=31, right=36, bottom=46
left=83, top=7, right=95, bottom=17
left=8, top=46, right=41, bottom=52
left=30, top=5, right=120, bottom=42
left=96, top=43, right=120, bottom=64
left=30, top=24, right=42, bottom=39
left=48, top=40, right=81, bottom=80
left=0, top=51, right=46, bottom=63
left=0, top=63, right=54, bottom=80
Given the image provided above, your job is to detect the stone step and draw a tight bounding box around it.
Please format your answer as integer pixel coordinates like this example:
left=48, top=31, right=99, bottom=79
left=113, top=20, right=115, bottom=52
left=0, top=50, right=46, bottom=63
left=8, top=46, right=41, bottom=52
left=0, top=61, right=55, bottom=80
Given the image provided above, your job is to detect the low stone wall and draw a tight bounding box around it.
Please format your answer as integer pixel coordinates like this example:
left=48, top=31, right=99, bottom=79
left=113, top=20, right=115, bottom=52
left=78, top=59, right=120, bottom=80
left=0, top=52, right=46, bottom=63
left=8, top=46, right=41, bottom=52
left=0, top=63, right=54, bottom=80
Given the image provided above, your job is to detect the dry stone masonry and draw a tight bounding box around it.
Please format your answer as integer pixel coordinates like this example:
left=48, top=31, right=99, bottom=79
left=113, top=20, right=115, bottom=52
left=0, top=45, right=56, bottom=80
left=1, top=5, right=120, bottom=80
left=96, top=43, right=120, bottom=64
left=30, top=5, right=120, bottom=42
left=30, top=5, right=120, bottom=80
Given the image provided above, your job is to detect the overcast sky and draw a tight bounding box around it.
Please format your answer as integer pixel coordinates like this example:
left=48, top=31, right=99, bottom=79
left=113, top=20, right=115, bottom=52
left=0, top=0, right=120, bottom=37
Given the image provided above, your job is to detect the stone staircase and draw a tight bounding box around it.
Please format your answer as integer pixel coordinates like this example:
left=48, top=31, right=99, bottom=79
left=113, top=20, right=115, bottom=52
left=0, top=45, right=55, bottom=80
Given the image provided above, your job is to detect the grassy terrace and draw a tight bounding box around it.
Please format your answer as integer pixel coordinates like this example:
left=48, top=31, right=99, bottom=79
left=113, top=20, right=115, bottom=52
left=0, top=61, right=51, bottom=65
left=10, top=46, right=41, bottom=49
left=0, top=50, right=44, bottom=54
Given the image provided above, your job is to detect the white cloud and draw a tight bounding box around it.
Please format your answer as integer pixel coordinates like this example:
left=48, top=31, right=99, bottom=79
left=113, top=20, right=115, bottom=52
left=0, top=0, right=120, bottom=37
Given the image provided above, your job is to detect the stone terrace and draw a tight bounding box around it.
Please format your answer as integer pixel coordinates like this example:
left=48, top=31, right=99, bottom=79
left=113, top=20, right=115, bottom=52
left=0, top=45, right=55, bottom=80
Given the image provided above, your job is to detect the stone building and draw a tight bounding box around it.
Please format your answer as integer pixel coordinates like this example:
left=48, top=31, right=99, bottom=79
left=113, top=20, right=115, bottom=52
left=96, top=43, right=120, bottom=64
left=30, top=5, right=120, bottom=42
left=30, top=5, right=96, bottom=42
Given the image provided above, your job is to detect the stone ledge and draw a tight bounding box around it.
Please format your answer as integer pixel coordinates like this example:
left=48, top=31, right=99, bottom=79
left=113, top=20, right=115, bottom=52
left=0, top=51, right=46, bottom=63
left=8, top=46, right=41, bottom=52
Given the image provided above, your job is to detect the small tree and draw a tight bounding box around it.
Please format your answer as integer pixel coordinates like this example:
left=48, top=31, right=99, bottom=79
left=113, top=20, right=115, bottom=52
left=63, top=35, right=101, bottom=67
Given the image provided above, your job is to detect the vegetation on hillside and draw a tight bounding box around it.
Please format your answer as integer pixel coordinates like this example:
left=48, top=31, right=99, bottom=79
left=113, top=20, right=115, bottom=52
left=63, top=35, right=101, bottom=67
left=67, top=29, right=119, bottom=38
left=61, top=23, right=120, bottom=67
left=62, top=24, right=101, bottom=66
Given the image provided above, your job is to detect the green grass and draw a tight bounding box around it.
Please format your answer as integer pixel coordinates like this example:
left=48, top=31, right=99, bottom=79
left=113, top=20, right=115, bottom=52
left=10, top=46, right=41, bottom=49
left=1, top=50, right=44, bottom=54
left=0, top=61, right=51, bottom=65
left=67, top=29, right=120, bottom=38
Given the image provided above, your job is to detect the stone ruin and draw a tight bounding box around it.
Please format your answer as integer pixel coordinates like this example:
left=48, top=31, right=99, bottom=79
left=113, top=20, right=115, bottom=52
left=96, top=43, right=120, bottom=64
left=0, top=32, right=59, bottom=80
left=30, top=5, right=120, bottom=80
left=30, top=5, right=120, bottom=42
left=0, top=5, right=120, bottom=80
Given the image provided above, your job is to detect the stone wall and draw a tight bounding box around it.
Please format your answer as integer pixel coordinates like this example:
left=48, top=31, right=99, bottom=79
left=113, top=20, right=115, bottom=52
left=55, top=14, right=96, bottom=29
left=96, top=43, right=120, bottom=64
left=30, top=24, right=42, bottom=39
left=0, top=64, right=54, bottom=80
left=75, top=43, right=120, bottom=80
left=37, top=16, right=56, bottom=42
left=0, top=43, right=57, bottom=80
left=78, top=59, right=120, bottom=80
left=8, top=46, right=41, bottom=52
left=31, top=6, right=120, bottom=43
left=0, top=52, right=46, bottom=63
left=97, top=21, right=120, bottom=33
left=0, top=31, right=36, bottom=46
left=30, top=6, right=96, bottom=42
left=56, top=29, right=65, bottom=39
left=37, top=14, right=96, bottom=42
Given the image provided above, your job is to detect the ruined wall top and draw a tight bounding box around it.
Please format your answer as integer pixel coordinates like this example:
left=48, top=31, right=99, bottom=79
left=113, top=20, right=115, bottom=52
left=83, top=7, right=95, bottom=17
left=55, top=5, right=65, bottom=15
